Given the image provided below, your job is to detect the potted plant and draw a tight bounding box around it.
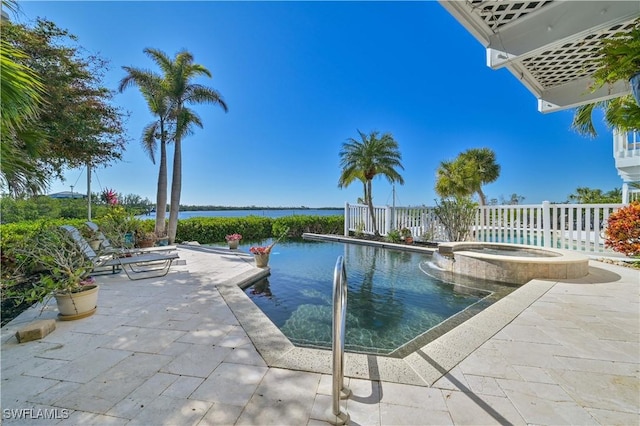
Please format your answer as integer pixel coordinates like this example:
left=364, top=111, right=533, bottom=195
left=591, top=19, right=640, bottom=106
left=135, top=230, right=156, bottom=248
left=249, top=227, right=289, bottom=267
left=3, top=225, right=99, bottom=321
left=249, top=245, right=272, bottom=267
left=225, top=233, right=242, bottom=249
left=81, top=226, right=103, bottom=251
left=400, top=227, right=413, bottom=245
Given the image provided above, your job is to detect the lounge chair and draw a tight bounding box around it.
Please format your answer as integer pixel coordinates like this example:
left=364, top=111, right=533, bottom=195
left=84, top=221, right=177, bottom=254
left=61, top=225, right=179, bottom=280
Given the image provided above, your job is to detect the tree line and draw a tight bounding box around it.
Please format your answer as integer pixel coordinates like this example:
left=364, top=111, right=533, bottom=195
left=1, top=1, right=228, bottom=244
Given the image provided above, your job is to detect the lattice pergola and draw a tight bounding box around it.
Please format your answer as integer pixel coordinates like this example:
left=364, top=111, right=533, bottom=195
left=439, top=0, right=640, bottom=113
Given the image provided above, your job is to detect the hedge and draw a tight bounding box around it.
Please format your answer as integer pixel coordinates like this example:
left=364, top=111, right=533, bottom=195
left=1, top=215, right=345, bottom=254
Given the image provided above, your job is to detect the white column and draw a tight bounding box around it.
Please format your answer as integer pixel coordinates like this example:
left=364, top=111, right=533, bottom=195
left=385, top=206, right=392, bottom=235
left=344, top=202, right=350, bottom=236
left=542, top=200, right=551, bottom=248
left=622, top=182, right=629, bottom=205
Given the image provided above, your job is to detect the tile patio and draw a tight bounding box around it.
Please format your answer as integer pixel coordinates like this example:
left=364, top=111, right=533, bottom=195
left=1, top=245, right=638, bottom=425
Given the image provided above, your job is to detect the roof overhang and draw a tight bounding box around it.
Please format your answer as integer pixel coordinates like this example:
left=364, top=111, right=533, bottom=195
left=439, top=0, right=640, bottom=113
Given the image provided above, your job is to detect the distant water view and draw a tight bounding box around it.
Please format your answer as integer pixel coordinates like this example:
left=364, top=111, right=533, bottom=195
left=139, top=208, right=344, bottom=220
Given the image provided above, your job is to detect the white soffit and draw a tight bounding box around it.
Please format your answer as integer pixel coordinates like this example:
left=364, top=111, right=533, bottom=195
left=439, top=0, right=640, bottom=113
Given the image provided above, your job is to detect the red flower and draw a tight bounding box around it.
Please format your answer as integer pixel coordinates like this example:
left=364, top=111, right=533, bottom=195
left=225, top=233, right=243, bottom=242
left=102, top=188, right=118, bottom=205
left=249, top=246, right=270, bottom=255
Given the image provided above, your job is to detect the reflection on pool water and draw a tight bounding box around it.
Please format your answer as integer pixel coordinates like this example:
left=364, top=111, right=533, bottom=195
left=237, top=240, right=513, bottom=355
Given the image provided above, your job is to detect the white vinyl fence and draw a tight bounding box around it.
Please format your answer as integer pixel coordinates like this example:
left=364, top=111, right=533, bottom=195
left=344, top=201, right=625, bottom=254
left=344, top=203, right=448, bottom=242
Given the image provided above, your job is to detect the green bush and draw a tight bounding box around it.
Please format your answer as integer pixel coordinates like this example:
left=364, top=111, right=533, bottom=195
left=272, top=215, right=343, bottom=238
left=0, top=195, right=148, bottom=224
left=433, top=196, right=477, bottom=242
left=1, top=215, right=345, bottom=249
left=1, top=219, right=89, bottom=302
left=386, top=229, right=402, bottom=243
left=175, top=216, right=274, bottom=244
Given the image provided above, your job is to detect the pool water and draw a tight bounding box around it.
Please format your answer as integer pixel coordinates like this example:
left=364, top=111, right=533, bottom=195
left=236, top=239, right=505, bottom=355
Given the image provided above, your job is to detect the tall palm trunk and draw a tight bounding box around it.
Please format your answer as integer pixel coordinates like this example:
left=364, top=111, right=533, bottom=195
left=167, top=137, right=182, bottom=243
left=477, top=188, right=486, bottom=206
left=365, top=179, right=379, bottom=235
left=155, top=130, right=168, bottom=235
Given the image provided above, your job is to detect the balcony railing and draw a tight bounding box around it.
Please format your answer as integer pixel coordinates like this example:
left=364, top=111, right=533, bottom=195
left=614, top=129, right=640, bottom=160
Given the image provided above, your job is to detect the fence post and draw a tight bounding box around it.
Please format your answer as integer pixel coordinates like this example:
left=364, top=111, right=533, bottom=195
left=344, top=202, right=350, bottom=236
left=542, top=200, right=551, bottom=248
left=385, top=206, right=392, bottom=235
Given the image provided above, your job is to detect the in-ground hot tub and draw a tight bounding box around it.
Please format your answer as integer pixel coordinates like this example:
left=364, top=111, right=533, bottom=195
left=433, top=242, right=589, bottom=285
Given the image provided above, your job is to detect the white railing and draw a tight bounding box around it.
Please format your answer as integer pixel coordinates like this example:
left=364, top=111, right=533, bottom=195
left=345, top=201, right=625, bottom=253
left=614, top=129, right=640, bottom=160
left=476, top=202, right=623, bottom=252
left=344, top=203, right=447, bottom=240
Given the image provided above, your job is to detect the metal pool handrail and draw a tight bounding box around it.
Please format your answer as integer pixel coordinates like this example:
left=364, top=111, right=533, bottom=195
left=331, top=256, right=351, bottom=424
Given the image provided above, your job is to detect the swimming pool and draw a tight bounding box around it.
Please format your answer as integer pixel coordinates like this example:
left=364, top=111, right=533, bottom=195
left=236, top=239, right=515, bottom=356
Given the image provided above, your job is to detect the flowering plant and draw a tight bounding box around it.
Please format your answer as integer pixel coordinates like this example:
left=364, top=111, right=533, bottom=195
left=80, top=276, right=96, bottom=286
left=225, top=233, right=243, bottom=242
left=249, top=246, right=270, bottom=255
left=102, top=188, right=118, bottom=205
left=605, top=201, right=640, bottom=257
left=249, top=227, right=290, bottom=256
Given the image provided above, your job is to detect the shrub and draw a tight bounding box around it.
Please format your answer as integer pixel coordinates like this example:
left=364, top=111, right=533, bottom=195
left=605, top=201, right=640, bottom=257
left=433, top=196, right=477, bottom=242
left=386, top=229, right=402, bottom=243
left=175, top=216, right=274, bottom=244
left=272, top=215, right=343, bottom=238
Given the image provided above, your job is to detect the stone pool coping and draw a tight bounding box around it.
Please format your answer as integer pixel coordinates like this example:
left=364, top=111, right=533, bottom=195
left=216, top=235, right=560, bottom=387
left=435, top=241, right=590, bottom=284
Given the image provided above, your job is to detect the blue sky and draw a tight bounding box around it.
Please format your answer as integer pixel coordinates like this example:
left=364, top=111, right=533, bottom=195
left=18, top=1, right=620, bottom=207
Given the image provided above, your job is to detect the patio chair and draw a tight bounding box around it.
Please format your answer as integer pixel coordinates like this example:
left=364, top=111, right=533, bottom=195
left=84, top=221, right=176, bottom=254
left=61, top=225, right=179, bottom=280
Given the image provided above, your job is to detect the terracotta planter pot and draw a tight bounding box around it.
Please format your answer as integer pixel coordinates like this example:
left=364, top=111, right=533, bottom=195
left=55, top=285, right=99, bottom=320
left=254, top=253, right=270, bottom=267
left=136, top=238, right=155, bottom=248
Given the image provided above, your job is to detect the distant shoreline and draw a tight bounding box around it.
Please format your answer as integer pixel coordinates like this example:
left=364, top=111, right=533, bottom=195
left=139, top=207, right=344, bottom=219
left=178, top=206, right=343, bottom=212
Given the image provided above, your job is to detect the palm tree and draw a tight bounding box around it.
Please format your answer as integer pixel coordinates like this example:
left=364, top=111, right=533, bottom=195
left=568, top=187, right=605, bottom=204
left=435, top=148, right=500, bottom=206
left=338, top=169, right=368, bottom=204
left=118, top=56, right=172, bottom=237
left=144, top=49, right=228, bottom=243
left=338, top=130, right=404, bottom=235
left=0, top=0, right=47, bottom=195
left=572, top=19, right=640, bottom=136
left=567, top=186, right=622, bottom=203
left=434, top=159, right=476, bottom=201
left=572, top=96, right=640, bottom=137
left=461, top=148, right=500, bottom=206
